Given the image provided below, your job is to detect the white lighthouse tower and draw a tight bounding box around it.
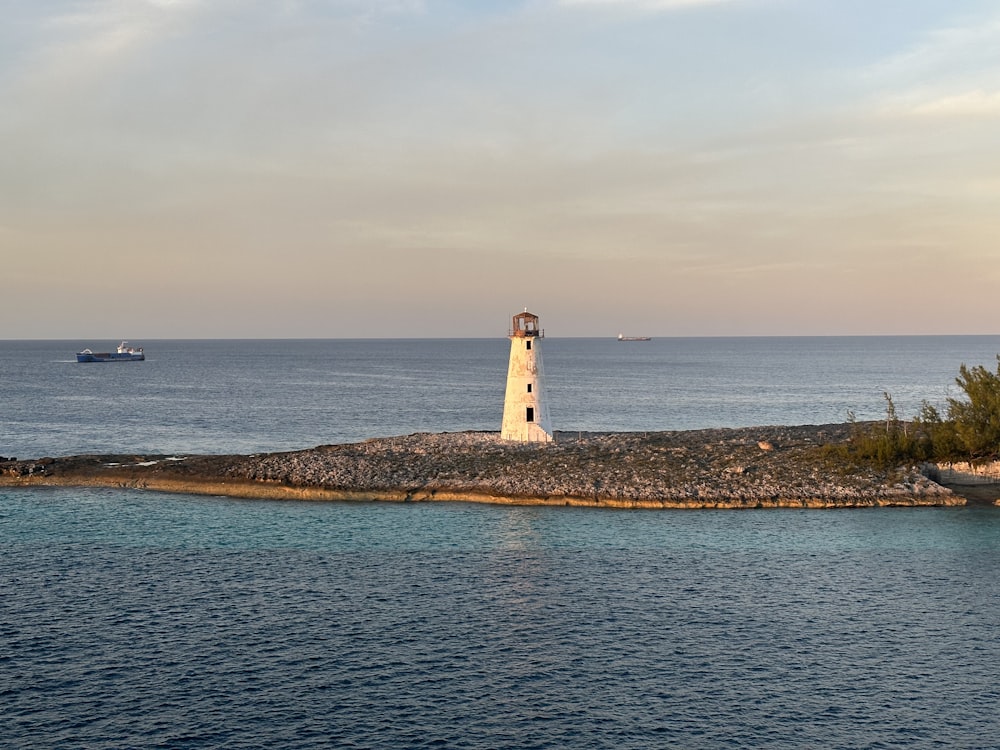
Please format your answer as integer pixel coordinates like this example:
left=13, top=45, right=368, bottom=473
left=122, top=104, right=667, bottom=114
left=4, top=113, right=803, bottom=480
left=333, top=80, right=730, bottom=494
left=501, top=310, right=553, bottom=443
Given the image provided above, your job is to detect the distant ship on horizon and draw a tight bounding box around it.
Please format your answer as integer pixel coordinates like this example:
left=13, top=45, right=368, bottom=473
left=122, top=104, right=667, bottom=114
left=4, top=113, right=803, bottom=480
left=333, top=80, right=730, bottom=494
left=617, top=333, right=651, bottom=342
left=76, top=341, right=145, bottom=362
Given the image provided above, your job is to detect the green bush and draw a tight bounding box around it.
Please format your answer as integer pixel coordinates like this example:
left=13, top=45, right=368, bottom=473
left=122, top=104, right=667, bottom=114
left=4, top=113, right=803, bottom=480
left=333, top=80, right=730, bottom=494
left=912, top=401, right=960, bottom=459
left=840, top=393, right=927, bottom=467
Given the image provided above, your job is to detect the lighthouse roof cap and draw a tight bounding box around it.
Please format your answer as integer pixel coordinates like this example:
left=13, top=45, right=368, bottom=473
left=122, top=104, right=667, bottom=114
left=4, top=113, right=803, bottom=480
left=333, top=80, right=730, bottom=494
left=509, top=310, right=543, bottom=337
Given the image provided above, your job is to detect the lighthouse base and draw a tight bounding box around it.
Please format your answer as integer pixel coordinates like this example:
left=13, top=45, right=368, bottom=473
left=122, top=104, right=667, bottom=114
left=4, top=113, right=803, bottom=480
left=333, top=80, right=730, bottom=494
left=500, top=423, right=554, bottom=443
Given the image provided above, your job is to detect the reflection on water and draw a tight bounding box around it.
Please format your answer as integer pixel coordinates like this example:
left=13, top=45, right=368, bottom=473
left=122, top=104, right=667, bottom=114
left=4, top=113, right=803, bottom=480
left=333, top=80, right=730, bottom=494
left=495, top=507, right=543, bottom=551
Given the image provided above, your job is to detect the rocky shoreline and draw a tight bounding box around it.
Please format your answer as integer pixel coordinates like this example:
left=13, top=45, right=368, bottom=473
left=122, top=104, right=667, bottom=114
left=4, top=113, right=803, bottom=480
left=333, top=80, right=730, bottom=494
left=3, top=423, right=989, bottom=508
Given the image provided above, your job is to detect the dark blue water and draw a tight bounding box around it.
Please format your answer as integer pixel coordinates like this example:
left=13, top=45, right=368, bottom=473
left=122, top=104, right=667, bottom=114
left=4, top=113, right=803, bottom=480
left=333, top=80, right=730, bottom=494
left=3, top=338, right=1000, bottom=747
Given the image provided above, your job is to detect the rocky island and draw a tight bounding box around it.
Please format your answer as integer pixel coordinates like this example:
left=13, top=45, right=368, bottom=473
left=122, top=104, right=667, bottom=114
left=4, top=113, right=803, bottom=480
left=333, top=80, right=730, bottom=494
left=4, top=423, right=992, bottom=508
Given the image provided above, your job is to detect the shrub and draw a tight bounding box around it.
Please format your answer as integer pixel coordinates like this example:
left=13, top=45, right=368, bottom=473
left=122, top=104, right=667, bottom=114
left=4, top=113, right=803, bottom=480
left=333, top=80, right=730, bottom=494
left=912, top=401, right=959, bottom=460
left=837, top=393, right=926, bottom=467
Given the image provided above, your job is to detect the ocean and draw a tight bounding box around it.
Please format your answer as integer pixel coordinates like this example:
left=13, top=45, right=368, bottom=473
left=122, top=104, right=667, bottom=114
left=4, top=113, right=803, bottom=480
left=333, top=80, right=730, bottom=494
left=4, top=336, right=1000, bottom=456
left=3, top=336, right=1000, bottom=748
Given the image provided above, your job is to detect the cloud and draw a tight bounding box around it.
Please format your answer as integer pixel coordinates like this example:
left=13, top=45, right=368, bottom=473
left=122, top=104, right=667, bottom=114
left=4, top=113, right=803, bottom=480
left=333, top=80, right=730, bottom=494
left=892, top=89, right=1000, bottom=119
left=863, top=11, right=1000, bottom=115
left=6, top=1, right=197, bottom=97
left=8, top=0, right=426, bottom=83
left=869, top=14, right=1000, bottom=82
left=557, top=0, right=736, bottom=11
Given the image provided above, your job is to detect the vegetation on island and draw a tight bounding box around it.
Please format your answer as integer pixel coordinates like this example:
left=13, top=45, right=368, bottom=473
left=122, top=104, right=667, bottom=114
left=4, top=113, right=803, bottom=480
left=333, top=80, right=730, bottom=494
left=837, top=355, right=1000, bottom=466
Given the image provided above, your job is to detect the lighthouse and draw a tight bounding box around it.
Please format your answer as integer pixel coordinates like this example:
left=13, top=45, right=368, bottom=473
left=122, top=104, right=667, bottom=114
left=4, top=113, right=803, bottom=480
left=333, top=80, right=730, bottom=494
left=501, top=310, right=553, bottom=443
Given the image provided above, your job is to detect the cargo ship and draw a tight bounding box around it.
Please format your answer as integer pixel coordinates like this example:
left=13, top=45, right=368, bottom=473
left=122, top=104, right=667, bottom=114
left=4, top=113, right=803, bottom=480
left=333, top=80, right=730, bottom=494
left=76, top=342, right=145, bottom=362
left=617, top=334, right=651, bottom=342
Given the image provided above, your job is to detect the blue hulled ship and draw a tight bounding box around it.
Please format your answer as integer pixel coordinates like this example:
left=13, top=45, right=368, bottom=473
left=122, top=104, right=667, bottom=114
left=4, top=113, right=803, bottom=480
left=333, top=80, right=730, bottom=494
left=76, top=342, right=145, bottom=362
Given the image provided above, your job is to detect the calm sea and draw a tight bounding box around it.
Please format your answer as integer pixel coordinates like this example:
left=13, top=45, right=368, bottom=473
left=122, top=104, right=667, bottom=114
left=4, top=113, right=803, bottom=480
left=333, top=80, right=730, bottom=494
left=3, top=337, right=1000, bottom=748
left=4, top=336, right=1000, bottom=456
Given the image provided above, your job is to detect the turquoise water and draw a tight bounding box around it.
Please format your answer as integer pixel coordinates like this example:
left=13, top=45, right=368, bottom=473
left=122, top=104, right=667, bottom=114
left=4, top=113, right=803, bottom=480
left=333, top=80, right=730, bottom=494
left=6, top=486, right=1000, bottom=554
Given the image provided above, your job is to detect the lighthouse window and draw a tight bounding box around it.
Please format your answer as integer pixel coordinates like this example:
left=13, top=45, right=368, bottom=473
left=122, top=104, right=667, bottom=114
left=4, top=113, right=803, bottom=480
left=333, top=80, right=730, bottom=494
left=526, top=407, right=535, bottom=422
left=527, top=383, right=532, bottom=393
left=526, top=340, right=531, bottom=350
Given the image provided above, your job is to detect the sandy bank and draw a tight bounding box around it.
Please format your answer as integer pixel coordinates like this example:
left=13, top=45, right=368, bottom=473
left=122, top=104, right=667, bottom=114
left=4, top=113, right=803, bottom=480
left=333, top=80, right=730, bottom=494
left=2, top=424, right=977, bottom=508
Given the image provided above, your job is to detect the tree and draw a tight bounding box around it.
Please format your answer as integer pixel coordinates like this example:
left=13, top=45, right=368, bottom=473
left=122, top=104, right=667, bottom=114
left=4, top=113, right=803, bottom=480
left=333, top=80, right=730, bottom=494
left=947, top=355, right=1000, bottom=459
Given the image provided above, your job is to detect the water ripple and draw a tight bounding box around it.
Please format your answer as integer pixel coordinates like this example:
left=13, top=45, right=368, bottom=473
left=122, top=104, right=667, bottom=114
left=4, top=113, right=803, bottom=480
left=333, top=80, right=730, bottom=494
left=3, top=494, right=1000, bottom=748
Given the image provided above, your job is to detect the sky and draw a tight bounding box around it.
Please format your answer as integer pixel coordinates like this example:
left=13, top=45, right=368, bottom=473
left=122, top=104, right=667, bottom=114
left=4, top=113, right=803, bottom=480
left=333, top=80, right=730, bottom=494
left=2, top=0, right=999, bottom=339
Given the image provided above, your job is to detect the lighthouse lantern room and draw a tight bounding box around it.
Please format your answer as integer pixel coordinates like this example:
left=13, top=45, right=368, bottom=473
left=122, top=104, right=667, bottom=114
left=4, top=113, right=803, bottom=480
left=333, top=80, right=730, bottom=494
left=501, top=310, right=553, bottom=442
